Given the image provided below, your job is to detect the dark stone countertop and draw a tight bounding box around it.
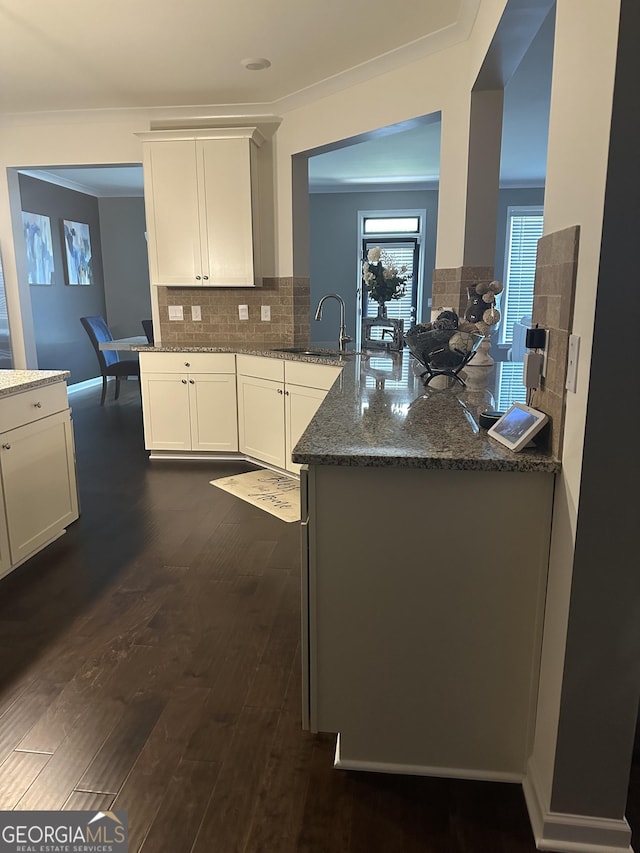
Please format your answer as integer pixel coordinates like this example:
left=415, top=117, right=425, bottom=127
left=133, top=341, right=559, bottom=473
left=291, top=350, right=561, bottom=473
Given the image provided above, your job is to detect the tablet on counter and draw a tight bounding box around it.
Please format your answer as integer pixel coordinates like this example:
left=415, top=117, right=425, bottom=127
left=487, top=402, right=548, bottom=452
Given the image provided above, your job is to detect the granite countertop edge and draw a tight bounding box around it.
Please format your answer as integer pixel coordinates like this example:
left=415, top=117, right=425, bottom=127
left=290, top=450, right=560, bottom=473
left=132, top=343, right=348, bottom=367
left=0, top=370, right=71, bottom=397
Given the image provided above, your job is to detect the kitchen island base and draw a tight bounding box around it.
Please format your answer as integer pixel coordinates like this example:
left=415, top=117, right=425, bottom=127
left=302, top=463, right=555, bottom=781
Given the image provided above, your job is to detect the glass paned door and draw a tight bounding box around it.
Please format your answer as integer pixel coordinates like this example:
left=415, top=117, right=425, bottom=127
left=362, top=238, right=419, bottom=344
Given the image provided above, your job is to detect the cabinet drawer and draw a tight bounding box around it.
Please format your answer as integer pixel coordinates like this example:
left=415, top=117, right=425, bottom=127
left=140, top=352, right=236, bottom=375
left=236, top=354, right=284, bottom=382
left=0, top=382, right=69, bottom=434
left=284, top=360, right=342, bottom=390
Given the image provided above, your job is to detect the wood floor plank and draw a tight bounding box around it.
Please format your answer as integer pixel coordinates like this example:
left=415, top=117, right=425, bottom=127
left=113, top=686, right=211, bottom=853
left=296, top=733, right=354, bottom=853
left=190, top=706, right=280, bottom=853
left=63, top=791, right=115, bottom=811
left=17, top=696, right=87, bottom=754
left=138, top=758, right=220, bottom=853
left=16, top=700, right=124, bottom=810
left=0, top=684, right=64, bottom=758
left=0, top=751, right=50, bottom=809
left=76, top=697, right=166, bottom=795
left=242, top=708, right=315, bottom=853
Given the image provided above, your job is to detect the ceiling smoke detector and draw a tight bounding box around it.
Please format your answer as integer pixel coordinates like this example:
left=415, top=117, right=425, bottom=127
left=241, top=57, right=271, bottom=71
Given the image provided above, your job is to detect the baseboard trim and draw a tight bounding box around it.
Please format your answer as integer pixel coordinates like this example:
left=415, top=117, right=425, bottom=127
left=148, top=451, right=242, bottom=461
left=333, top=734, right=523, bottom=783
left=523, top=759, right=633, bottom=853
left=147, top=450, right=300, bottom=480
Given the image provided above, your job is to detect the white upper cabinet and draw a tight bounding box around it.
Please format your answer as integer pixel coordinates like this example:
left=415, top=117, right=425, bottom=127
left=137, top=128, right=264, bottom=288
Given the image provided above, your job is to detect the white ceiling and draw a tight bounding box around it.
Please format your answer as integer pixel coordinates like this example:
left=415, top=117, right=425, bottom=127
left=10, top=0, right=554, bottom=195
left=0, top=0, right=474, bottom=114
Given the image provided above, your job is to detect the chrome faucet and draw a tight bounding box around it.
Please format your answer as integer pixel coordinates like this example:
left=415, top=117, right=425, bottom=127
left=313, top=293, right=352, bottom=353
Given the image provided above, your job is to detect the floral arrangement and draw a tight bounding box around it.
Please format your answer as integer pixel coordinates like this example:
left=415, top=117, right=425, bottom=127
left=362, top=246, right=412, bottom=305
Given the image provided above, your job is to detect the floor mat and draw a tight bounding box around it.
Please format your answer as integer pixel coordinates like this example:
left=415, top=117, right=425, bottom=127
left=210, top=469, right=300, bottom=522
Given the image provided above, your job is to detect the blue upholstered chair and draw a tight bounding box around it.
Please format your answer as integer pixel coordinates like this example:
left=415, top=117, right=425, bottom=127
left=80, top=315, right=141, bottom=405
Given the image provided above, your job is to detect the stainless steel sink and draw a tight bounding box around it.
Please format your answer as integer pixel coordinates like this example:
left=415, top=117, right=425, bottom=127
left=272, top=347, right=344, bottom=358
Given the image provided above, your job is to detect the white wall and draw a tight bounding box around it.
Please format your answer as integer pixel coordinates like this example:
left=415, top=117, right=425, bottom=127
left=526, top=0, right=624, bottom=825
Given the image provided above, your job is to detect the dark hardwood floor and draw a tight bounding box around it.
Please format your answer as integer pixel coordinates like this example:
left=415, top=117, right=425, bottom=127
left=0, top=376, right=636, bottom=852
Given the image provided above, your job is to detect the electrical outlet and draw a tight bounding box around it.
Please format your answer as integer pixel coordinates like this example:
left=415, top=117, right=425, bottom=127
left=261, top=305, right=271, bottom=321
left=191, top=305, right=202, bottom=321
left=168, top=305, right=183, bottom=321
left=566, top=334, right=580, bottom=393
left=238, top=304, right=249, bottom=320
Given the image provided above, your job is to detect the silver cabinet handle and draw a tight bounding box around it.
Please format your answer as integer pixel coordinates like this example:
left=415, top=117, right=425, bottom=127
left=34, top=401, right=42, bottom=408
left=184, top=362, right=190, bottom=367
left=284, top=390, right=290, bottom=396
left=2, top=444, right=10, bottom=450
left=203, top=275, right=209, bottom=280
left=277, top=388, right=283, bottom=395
left=195, top=275, right=201, bottom=280
left=181, top=379, right=187, bottom=384
left=189, top=379, right=195, bottom=384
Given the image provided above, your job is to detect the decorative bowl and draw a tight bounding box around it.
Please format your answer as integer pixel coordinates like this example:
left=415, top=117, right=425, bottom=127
left=404, top=324, right=484, bottom=386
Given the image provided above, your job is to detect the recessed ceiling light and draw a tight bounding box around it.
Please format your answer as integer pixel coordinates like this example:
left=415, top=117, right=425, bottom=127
left=241, top=57, right=271, bottom=71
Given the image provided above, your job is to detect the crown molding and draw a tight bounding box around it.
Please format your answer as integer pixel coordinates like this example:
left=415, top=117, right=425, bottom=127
left=0, top=2, right=480, bottom=126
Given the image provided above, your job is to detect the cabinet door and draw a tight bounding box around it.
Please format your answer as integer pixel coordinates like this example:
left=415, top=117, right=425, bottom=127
left=285, top=384, right=327, bottom=474
left=141, top=373, right=191, bottom=450
left=199, top=138, right=258, bottom=287
left=1, top=410, right=79, bottom=565
left=188, top=373, right=239, bottom=452
left=143, top=140, right=203, bottom=286
left=237, top=374, right=285, bottom=468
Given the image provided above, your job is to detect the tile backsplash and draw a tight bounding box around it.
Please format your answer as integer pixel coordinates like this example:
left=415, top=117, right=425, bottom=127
left=156, top=277, right=310, bottom=346
left=529, top=225, right=580, bottom=459
left=431, top=266, right=495, bottom=318
left=430, top=228, right=579, bottom=459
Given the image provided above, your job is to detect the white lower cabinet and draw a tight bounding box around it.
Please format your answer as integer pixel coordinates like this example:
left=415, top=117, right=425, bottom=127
left=140, top=353, right=238, bottom=452
left=0, top=381, right=79, bottom=579
left=237, top=373, right=286, bottom=468
left=285, top=384, right=326, bottom=475
left=237, top=355, right=342, bottom=473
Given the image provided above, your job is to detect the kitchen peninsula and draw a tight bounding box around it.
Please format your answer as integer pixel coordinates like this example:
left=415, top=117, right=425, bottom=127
left=136, top=342, right=559, bottom=782
left=292, top=349, right=559, bottom=782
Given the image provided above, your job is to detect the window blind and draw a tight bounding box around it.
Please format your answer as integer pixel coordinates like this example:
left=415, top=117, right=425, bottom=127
left=500, top=210, right=543, bottom=344
left=364, top=242, right=416, bottom=339
left=495, top=362, right=528, bottom=410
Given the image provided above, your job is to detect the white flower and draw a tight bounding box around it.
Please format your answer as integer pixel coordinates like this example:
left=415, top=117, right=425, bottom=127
left=367, top=247, right=381, bottom=262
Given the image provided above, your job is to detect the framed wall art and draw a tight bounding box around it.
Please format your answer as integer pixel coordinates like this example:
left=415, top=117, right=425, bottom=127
left=22, top=211, right=55, bottom=285
left=63, top=219, right=93, bottom=285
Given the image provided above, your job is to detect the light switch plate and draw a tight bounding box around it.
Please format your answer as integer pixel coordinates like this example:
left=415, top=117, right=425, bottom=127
left=566, top=334, right=580, bottom=393
left=168, top=305, right=183, bottom=321
left=238, top=304, right=249, bottom=320
left=261, top=305, right=271, bottom=321
left=191, top=305, right=202, bottom=321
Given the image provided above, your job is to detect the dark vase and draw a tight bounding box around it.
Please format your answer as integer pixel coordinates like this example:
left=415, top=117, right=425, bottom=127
left=376, top=302, right=388, bottom=319
left=464, top=284, right=484, bottom=324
